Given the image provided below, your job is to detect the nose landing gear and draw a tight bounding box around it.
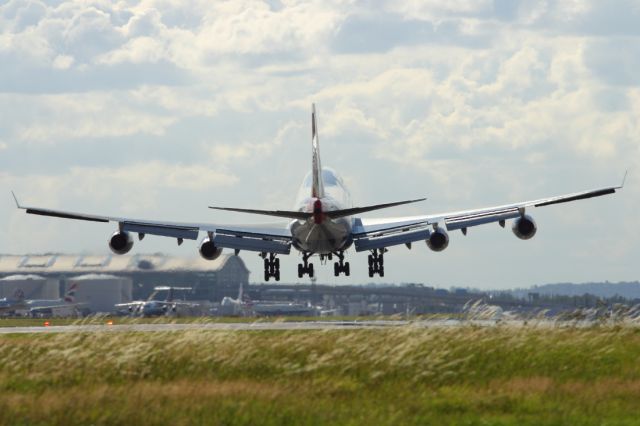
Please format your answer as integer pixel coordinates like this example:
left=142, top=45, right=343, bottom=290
left=298, top=252, right=314, bottom=278
left=333, top=251, right=350, bottom=277
left=262, top=253, right=280, bottom=281
left=368, top=248, right=386, bottom=277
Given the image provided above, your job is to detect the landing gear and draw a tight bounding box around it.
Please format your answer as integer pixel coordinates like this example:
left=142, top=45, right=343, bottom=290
left=333, top=251, right=350, bottom=277
left=263, top=253, right=280, bottom=281
left=298, top=252, right=314, bottom=278
left=368, top=249, right=386, bottom=278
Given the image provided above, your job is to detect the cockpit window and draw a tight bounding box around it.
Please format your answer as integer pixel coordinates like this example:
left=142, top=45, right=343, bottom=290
left=302, top=169, right=342, bottom=187
left=322, top=169, right=339, bottom=186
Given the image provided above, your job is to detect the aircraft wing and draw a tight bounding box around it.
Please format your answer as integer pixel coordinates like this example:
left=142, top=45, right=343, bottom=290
left=12, top=192, right=292, bottom=255
left=351, top=178, right=625, bottom=252
left=29, top=302, right=85, bottom=314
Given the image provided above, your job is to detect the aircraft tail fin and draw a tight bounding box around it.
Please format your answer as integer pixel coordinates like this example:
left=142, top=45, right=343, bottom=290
left=311, top=104, right=324, bottom=199
left=13, top=288, right=25, bottom=301
left=64, top=283, right=77, bottom=303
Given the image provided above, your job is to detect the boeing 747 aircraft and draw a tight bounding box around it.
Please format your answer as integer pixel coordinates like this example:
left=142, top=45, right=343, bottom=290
left=13, top=105, right=624, bottom=281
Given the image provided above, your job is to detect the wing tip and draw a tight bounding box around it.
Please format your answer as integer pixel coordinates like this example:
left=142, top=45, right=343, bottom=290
left=621, top=170, right=629, bottom=189
left=11, top=190, right=22, bottom=209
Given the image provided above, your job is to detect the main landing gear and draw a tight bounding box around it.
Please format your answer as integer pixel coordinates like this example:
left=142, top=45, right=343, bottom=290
left=262, top=253, right=280, bottom=281
left=333, top=251, right=350, bottom=277
left=298, top=252, right=314, bottom=278
left=368, top=248, right=386, bottom=278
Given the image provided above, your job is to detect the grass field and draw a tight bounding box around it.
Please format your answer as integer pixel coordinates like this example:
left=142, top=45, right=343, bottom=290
left=1, top=324, right=640, bottom=425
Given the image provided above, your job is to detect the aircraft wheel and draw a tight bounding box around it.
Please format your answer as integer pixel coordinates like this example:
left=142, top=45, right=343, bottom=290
left=309, top=263, right=314, bottom=278
left=379, top=267, right=385, bottom=278
left=368, top=255, right=373, bottom=267
left=345, top=262, right=350, bottom=276
left=275, top=270, right=280, bottom=281
left=297, top=264, right=303, bottom=278
left=275, top=258, right=280, bottom=269
left=368, top=267, right=374, bottom=278
left=333, top=262, right=339, bottom=277
left=264, top=271, right=270, bottom=281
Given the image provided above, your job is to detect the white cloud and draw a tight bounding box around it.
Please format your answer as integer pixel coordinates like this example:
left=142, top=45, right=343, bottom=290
left=0, top=0, right=637, bottom=287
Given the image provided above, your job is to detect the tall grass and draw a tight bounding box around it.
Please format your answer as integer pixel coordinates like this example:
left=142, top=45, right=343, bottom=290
left=1, top=325, right=640, bottom=425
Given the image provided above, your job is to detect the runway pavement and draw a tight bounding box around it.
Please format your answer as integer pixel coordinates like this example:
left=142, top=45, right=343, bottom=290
left=0, top=320, right=416, bottom=334
left=0, top=319, right=537, bottom=334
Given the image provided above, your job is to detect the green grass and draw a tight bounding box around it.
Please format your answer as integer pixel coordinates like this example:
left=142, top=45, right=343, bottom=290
left=2, top=325, right=640, bottom=425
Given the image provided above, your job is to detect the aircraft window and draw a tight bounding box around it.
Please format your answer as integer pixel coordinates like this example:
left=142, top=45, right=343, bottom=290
left=322, top=170, right=339, bottom=186
left=302, top=170, right=341, bottom=187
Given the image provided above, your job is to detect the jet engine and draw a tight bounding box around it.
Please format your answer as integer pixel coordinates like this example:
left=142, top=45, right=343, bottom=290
left=109, top=231, right=134, bottom=255
left=199, top=236, right=223, bottom=261
left=512, top=214, right=537, bottom=240
left=426, top=227, right=449, bottom=252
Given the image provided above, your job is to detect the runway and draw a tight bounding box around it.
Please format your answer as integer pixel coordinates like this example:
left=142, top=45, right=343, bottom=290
left=0, top=320, right=415, bottom=334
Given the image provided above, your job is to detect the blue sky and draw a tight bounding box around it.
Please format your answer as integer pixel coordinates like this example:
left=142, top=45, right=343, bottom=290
left=0, top=0, right=638, bottom=288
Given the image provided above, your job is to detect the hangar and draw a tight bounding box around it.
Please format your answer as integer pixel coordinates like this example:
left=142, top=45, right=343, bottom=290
left=0, top=253, right=249, bottom=302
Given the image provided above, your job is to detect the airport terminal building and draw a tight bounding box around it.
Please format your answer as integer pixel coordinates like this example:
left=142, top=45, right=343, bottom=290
left=0, top=253, right=250, bottom=303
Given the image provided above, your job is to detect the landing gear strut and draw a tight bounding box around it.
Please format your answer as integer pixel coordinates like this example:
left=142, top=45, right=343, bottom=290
left=262, top=253, right=280, bottom=281
left=333, top=251, right=350, bottom=277
left=298, top=252, right=314, bottom=278
left=368, top=249, right=386, bottom=277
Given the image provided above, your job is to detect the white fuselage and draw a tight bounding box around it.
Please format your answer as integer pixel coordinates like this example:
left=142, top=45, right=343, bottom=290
left=289, top=168, right=353, bottom=254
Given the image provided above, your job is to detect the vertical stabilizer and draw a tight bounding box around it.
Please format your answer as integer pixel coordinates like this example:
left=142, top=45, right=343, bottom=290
left=64, top=283, right=77, bottom=303
left=311, top=104, right=324, bottom=198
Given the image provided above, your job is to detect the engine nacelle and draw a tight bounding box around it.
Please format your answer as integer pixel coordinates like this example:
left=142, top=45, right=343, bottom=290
left=426, top=228, right=449, bottom=252
left=512, top=214, right=537, bottom=240
left=109, top=231, right=133, bottom=255
left=199, top=237, right=223, bottom=261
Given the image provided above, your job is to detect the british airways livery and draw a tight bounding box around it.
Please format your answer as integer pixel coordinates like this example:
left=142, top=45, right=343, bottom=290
left=13, top=105, right=625, bottom=281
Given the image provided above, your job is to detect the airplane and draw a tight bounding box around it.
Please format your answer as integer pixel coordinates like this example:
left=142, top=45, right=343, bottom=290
left=219, top=281, right=252, bottom=316
left=0, top=284, right=84, bottom=316
left=12, top=105, right=625, bottom=281
left=218, top=282, right=317, bottom=317
left=26, top=283, right=86, bottom=317
left=0, top=289, right=27, bottom=314
left=115, top=286, right=197, bottom=317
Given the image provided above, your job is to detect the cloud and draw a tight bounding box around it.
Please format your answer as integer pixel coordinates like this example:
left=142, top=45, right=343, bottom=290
left=0, top=0, right=637, bottom=286
left=1, top=92, right=177, bottom=143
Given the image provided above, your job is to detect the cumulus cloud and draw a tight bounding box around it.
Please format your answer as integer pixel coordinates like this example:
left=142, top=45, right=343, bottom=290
left=0, top=0, right=637, bottom=287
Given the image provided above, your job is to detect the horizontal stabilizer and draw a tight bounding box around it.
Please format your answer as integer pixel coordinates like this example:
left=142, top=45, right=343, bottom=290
left=326, top=198, right=426, bottom=219
left=209, top=206, right=312, bottom=220
left=209, top=198, right=426, bottom=220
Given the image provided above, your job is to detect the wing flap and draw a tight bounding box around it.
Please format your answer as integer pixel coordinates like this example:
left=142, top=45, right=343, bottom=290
left=213, top=231, right=291, bottom=254
left=354, top=229, right=430, bottom=252
left=122, top=222, right=199, bottom=240
left=445, top=209, right=520, bottom=231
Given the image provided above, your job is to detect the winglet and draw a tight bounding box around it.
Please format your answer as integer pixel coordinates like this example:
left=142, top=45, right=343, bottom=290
left=620, top=170, right=628, bottom=189
left=11, top=191, right=22, bottom=209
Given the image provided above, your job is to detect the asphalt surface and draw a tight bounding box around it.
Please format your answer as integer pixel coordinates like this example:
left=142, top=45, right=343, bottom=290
left=0, top=320, right=416, bottom=334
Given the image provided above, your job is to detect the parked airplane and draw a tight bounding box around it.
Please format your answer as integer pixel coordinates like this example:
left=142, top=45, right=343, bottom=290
left=115, top=286, right=197, bottom=317
left=12, top=105, right=625, bottom=281
left=0, top=289, right=27, bottom=314
left=218, top=282, right=317, bottom=317
left=26, top=282, right=86, bottom=317
left=0, top=284, right=84, bottom=316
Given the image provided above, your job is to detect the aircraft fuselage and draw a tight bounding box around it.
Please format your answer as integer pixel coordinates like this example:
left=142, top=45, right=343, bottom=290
left=289, top=169, right=353, bottom=254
